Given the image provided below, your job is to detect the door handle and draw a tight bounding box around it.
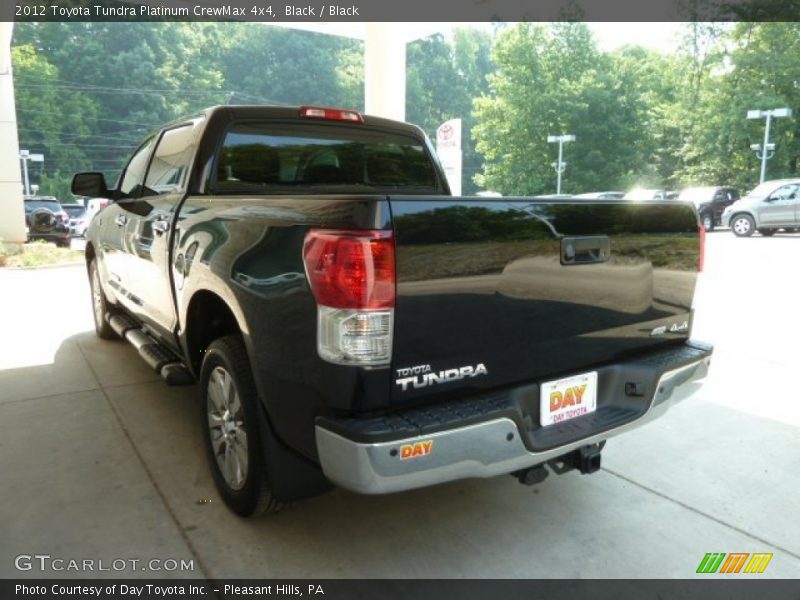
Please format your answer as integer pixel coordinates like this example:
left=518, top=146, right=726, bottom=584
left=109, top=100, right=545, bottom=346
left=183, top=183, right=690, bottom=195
left=561, top=236, right=611, bottom=265
left=114, top=215, right=127, bottom=227
left=152, top=219, right=170, bottom=235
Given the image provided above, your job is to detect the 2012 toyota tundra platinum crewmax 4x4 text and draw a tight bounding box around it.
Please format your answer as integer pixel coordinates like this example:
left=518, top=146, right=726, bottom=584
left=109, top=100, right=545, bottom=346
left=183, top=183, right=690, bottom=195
left=73, top=105, right=712, bottom=516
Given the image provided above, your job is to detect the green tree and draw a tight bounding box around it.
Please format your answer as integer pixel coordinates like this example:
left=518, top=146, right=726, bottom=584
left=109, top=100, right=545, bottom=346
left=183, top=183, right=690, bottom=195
left=12, top=22, right=364, bottom=190
left=474, top=22, right=652, bottom=195
left=219, top=24, right=363, bottom=108
left=406, top=28, right=492, bottom=194
left=607, top=46, right=683, bottom=189
left=665, top=22, right=799, bottom=190
left=11, top=43, right=99, bottom=195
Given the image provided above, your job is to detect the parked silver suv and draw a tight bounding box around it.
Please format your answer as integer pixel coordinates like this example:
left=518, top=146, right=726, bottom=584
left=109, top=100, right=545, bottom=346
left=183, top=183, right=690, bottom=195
left=722, top=179, right=800, bottom=237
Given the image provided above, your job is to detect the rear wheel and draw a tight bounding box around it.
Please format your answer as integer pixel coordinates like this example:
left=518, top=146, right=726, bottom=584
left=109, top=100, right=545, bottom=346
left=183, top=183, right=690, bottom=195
left=200, top=335, right=282, bottom=517
left=701, top=213, right=714, bottom=232
left=758, top=228, right=777, bottom=237
left=731, top=214, right=755, bottom=237
left=89, top=259, right=117, bottom=339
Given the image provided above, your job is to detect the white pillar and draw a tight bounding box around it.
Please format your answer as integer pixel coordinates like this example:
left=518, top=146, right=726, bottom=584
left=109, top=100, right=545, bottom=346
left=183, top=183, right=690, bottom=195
left=0, top=22, right=26, bottom=250
left=364, top=22, right=406, bottom=121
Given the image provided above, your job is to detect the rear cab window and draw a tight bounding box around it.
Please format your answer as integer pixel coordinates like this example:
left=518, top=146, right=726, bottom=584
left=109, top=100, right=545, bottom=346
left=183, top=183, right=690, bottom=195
left=119, top=136, right=157, bottom=198
left=212, top=121, right=443, bottom=195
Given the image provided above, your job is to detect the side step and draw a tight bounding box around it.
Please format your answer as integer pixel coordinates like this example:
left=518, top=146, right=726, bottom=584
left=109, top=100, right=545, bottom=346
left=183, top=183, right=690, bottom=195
left=108, top=313, right=194, bottom=386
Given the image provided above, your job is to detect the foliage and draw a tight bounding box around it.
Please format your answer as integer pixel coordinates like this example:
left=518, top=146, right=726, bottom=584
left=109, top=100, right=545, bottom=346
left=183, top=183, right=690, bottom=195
left=12, top=22, right=363, bottom=198
left=11, top=21, right=800, bottom=201
left=0, top=241, right=83, bottom=268
left=669, top=22, right=800, bottom=189
left=473, top=23, right=654, bottom=195
left=406, top=29, right=493, bottom=194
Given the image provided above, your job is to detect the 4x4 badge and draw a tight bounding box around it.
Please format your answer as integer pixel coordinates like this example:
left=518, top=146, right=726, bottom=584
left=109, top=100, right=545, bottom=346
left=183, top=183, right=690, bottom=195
left=651, top=321, right=689, bottom=336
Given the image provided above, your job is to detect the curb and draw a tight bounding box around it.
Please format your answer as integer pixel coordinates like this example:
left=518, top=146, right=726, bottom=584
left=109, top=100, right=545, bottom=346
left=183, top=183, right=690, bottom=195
left=1, top=261, right=84, bottom=271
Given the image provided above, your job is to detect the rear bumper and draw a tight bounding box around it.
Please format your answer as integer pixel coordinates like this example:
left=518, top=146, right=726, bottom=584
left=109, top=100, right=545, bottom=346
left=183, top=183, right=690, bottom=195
left=315, top=341, right=712, bottom=494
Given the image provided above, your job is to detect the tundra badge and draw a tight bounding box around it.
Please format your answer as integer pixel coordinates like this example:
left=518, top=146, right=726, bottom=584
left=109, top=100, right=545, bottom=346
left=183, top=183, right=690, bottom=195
left=395, top=363, right=488, bottom=391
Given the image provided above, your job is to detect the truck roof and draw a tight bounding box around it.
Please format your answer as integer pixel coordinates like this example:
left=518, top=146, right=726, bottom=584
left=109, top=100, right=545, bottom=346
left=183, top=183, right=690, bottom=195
left=168, top=104, right=425, bottom=139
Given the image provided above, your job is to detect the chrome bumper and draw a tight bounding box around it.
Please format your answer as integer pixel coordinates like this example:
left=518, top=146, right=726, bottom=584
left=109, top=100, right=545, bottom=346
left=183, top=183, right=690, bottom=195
left=315, top=353, right=711, bottom=494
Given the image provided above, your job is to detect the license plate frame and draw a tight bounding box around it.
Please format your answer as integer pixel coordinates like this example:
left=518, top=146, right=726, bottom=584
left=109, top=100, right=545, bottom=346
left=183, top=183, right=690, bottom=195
left=540, top=371, right=598, bottom=427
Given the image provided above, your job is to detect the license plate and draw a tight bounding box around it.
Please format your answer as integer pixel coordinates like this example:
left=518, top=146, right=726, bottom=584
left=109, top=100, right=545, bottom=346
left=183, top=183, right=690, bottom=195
left=540, top=371, right=598, bottom=427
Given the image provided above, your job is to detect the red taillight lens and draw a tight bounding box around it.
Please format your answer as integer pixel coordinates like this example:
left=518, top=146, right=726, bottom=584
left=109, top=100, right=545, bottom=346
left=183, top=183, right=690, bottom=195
left=299, top=105, right=364, bottom=123
left=303, top=230, right=395, bottom=309
left=698, top=224, right=705, bottom=272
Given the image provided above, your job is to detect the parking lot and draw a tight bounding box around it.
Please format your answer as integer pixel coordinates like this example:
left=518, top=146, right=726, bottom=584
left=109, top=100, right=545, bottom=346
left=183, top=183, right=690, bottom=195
left=1, top=231, right=799, bottom=579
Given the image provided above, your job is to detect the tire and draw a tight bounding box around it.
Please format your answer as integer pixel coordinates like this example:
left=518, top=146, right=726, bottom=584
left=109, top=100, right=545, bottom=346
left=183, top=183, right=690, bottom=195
left=701, top=213, right=714, bottom=232
left=200, top=335, right=282, bottom=517
left=731, top=214, right=755, bottom=237
left=89, top=259, right=117, bottom=340
left=758, top=228, right=776, bottom=237
left=29, top=208, right=57, bottom=234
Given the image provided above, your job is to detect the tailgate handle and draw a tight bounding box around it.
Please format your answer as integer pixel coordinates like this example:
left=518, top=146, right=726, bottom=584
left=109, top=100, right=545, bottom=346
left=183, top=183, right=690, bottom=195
left=561, top=236, right=610, bottom=265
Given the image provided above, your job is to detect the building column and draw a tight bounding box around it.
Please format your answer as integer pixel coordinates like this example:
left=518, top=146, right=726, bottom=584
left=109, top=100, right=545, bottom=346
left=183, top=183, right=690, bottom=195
left=0, top=22, right=26, bottom=251
left=364, top=22, right=406, bottom=121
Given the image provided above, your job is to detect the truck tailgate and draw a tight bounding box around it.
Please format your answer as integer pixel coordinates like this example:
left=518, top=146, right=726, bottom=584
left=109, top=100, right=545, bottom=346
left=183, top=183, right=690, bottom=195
left=388, top=197, right=701, bottom=403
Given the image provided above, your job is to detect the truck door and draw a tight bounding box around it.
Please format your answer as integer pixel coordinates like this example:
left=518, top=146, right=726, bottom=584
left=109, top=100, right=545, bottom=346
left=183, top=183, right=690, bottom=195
left=98, top=136, right=156, bottom=308
left=760, top=183, right=799, bottom=226
left=118, top=119, right=203, bottom=343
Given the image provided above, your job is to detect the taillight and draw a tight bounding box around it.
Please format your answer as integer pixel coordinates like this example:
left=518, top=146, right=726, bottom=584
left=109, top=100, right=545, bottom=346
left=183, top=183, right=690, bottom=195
left=698, top=224, right=705, bottom=272
left=299, top=105, right=364, bottom=123
left=303, top=230, right=395, bottom=366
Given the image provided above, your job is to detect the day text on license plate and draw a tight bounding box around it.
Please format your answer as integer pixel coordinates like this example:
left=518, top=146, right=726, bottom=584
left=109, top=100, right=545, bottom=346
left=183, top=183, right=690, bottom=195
left=540, top=371, right=598, bottom=427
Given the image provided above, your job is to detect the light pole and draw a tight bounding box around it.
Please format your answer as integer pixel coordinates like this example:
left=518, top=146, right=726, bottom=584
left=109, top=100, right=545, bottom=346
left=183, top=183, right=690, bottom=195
left=749, top=142, right=775, bottom=176
left=18, top=149, right=44, bottom=196
left=747, top=108, right=792, bottom=183
left=547, top=134, right=575, bottom=195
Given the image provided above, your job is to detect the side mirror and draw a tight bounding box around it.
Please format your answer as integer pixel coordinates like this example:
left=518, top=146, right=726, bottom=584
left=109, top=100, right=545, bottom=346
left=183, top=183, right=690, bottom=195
left=72, top=172, right=109, bottom=198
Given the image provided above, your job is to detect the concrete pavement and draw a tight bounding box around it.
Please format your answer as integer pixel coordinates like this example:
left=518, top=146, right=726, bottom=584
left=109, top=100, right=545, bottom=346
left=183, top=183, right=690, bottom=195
left=1, top=232, right=798, bottom=578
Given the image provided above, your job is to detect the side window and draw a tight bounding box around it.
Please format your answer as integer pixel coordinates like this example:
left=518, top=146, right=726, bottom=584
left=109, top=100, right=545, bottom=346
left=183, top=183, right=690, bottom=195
left=119, top=137, right=156, bottom=198
left=144, top=122, right=201, bottom=196
left=771, top=184, right=798, bottom=201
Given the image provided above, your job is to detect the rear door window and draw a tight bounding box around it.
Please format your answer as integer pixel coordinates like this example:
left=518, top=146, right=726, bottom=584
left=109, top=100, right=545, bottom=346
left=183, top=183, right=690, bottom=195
left=119, top=137, right=156, bottom=198
left=771, top=184, right=799, bottom=201
left=213, top=122, right=442, bottom=194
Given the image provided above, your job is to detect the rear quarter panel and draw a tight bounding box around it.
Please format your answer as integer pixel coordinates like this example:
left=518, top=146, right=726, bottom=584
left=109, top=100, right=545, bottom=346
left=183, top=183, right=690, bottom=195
left=173, top=195, right=392, bottom=459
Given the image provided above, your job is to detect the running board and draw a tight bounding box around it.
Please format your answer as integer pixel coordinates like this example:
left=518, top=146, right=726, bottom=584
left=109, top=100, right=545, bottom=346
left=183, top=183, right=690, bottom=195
left=107, top=313, right=194, bottom=386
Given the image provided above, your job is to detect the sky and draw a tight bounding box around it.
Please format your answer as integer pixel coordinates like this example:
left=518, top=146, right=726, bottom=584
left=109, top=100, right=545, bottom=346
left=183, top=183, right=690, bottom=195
left=589, top=22, right=685, bottom=54
left=272, top=22, right=688, bottom=55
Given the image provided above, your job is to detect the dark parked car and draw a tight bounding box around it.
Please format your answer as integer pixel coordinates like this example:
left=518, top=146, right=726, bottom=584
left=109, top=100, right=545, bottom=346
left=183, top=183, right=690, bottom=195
left=574, top=191, right=625, bottom=199
left=677, top=186, right=740, bottom=231
left=23, top=196, right=71, bottom=247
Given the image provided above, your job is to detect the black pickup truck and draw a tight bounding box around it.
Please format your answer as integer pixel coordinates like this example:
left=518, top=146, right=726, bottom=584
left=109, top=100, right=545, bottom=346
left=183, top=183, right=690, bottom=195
left=73, top=105, right=712, bottom=516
